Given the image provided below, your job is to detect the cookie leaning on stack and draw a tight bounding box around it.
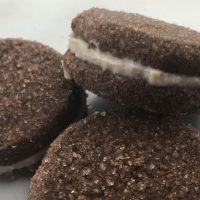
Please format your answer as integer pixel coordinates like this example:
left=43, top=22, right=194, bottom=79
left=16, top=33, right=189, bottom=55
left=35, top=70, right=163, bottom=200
left=65, top=8, right=200, bottom=114
left=0, top=39, right=87, bottom=176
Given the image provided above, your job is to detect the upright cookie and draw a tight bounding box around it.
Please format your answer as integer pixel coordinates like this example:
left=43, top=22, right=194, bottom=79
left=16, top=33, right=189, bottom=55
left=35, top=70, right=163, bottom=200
left=0, top=39, right=87, bottom=175
left=65, top=8, right=200, bottom=114
left=29, top=111, right=200, bottom=199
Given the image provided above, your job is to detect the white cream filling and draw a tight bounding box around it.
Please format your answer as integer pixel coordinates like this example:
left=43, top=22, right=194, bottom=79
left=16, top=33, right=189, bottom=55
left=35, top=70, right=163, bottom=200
left=0, top=148, right=47, bottom=175
left=68, top=34, right=200, bottom=87
left=61, top=59, right=71, bottom=80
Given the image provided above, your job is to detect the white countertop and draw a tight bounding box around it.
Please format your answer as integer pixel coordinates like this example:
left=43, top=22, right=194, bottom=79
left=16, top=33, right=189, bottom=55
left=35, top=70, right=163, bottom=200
left=0, top=0, right=200, bottom=199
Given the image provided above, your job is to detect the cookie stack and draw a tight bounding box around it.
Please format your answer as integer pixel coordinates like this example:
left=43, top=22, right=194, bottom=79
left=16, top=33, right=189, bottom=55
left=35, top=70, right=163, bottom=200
left=1, top=8, right=199, bottom=199
left=28, top=8, right=200, bottom=200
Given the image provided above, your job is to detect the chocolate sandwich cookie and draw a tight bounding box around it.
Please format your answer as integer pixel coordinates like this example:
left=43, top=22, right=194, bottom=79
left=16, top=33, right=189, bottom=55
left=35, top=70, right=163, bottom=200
left=29, top=111, right=200, bottom=200
left=0, top=39, right=87, bottom=176
left=65, top=8, right=200, bottom=114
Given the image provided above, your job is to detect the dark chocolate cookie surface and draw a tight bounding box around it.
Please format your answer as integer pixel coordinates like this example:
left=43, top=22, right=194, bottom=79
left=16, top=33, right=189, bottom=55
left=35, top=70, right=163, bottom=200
left=0, top=39, right=86, bottom=167
left=29, top=111, right=200, bottom=200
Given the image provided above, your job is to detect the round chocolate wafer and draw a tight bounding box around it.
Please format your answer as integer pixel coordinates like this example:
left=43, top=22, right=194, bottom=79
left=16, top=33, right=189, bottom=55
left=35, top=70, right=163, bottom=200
left=29, top=111, right=200, bottom=200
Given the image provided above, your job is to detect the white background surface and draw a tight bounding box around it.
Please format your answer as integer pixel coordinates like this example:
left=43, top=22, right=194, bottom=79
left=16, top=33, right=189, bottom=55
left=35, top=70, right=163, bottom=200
left=0, top=0, right=200, bottom=199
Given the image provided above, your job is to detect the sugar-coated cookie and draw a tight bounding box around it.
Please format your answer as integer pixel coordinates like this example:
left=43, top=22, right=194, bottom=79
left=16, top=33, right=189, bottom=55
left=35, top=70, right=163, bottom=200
left=0, top=39, right=87, bottom=175
left=29, top=111, right=200, bottom=199
left=65, top=8, right=200, bottom=114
